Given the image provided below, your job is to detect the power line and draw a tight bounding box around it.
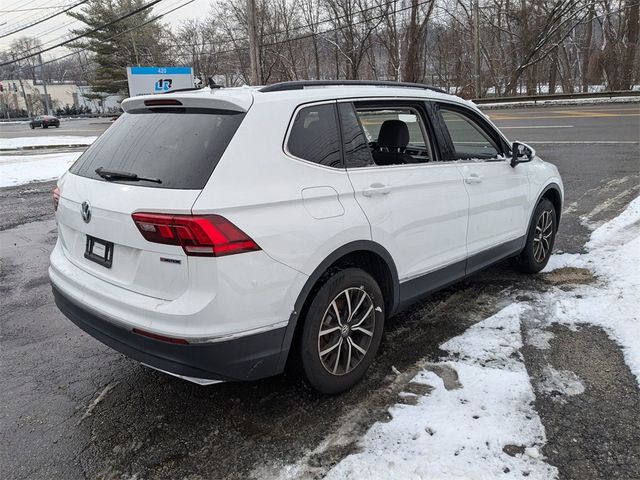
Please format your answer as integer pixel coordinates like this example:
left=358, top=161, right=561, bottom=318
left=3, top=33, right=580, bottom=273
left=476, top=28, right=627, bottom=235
left=6, top=0, right=196, bottom=73
left=0, top=0, right=90, bottom=40
left=136, top=0, right=414, bottom=49
left=7, top=0, right=422, bottom=72
left=0, top=0, right=167, bottom=67
left=167, top=0, right=429, bottom=56
left=0, top=6, right=65, bottom=13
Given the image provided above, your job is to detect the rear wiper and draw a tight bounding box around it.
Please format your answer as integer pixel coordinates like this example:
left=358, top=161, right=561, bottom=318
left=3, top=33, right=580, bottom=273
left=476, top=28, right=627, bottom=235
left=95, top=167, right=162, bottom=184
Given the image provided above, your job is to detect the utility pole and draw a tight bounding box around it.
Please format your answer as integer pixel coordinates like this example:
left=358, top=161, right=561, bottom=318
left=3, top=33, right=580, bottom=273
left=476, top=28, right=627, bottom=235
left=474, top=0, right=481, bottom=98
left=38, top=53, right=51, bottom=115
left=247, top=0, right=261, bottom=85
left=128, top=0, right=140, bottom=66
left=18, top=78, right=30, bottom=117
left=11, top=53, right=32, bottom=117
left=131, top=33, right=140, bottom=66
left=397, top=0, right=405, bottom=82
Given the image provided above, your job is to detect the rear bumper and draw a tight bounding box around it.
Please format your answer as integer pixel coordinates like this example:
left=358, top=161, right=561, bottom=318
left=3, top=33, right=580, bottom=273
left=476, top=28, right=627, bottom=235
left=52, top=284, right=287, bottom=382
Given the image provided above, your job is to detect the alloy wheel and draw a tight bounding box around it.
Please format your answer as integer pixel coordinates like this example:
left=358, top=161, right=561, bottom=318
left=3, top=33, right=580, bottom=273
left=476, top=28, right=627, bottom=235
left=533, top=209, right=554, bottom=263
left=317, top=287, right=376, bottom=376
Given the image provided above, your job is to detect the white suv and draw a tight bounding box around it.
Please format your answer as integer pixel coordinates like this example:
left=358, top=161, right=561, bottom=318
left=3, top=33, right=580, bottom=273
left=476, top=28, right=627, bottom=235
left=49, top=81, right=563, bottom=394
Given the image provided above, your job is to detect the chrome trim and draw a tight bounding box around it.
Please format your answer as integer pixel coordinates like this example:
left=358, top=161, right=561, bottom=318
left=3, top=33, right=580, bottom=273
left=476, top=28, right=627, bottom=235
left=198, top=321, right=290, bottom=344
left=141, top=363, right=224, bottom=386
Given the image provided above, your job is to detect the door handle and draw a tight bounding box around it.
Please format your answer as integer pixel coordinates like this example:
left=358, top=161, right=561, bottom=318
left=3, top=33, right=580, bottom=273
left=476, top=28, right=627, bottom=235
left=363, top=183, right=391, bottom=197
left=465, top=174, right=482, bottom=184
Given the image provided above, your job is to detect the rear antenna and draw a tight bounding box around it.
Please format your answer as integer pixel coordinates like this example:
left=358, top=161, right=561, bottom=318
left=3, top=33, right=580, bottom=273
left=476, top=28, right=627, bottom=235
left=208, top=76, right=222, bottom=89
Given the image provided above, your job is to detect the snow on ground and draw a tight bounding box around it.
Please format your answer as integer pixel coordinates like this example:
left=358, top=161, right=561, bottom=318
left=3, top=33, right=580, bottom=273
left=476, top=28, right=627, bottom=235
left=477, top=96, right=640, bottom=109
left=542, top=195, right=640, bottom=383
left=0, top=151, right=82, bottom=187
left=0, top=136, right=96, bottom=150
left=315, top=197, right=640, bottom=480
left=324, top=303, right=557, bottom=480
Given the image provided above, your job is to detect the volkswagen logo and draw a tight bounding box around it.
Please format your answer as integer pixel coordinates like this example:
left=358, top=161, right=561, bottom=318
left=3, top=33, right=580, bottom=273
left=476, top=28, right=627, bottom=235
left=81, top=201, right=91, bottom=223
left=341, top=324, right=351, bottom=337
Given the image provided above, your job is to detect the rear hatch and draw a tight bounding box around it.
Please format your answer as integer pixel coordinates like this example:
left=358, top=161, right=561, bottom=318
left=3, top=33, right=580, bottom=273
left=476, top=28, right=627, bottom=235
left=55, top=91, right=250, bottom=300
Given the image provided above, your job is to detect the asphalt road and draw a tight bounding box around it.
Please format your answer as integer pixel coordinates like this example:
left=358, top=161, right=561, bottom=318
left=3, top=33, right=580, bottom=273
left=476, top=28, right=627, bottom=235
left=0, top=102, right=639, bottom=480
left=0, top=118, right=112, bottom=138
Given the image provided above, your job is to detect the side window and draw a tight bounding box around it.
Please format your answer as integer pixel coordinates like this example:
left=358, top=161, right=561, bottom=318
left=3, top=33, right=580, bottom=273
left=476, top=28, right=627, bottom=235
left=338, top=103, right=374, bottom=168
left=354, top=106, right=431, bottom=166
left=286, top=104, right=341, bottom=168
left=440, top=108, right=500, bottom=160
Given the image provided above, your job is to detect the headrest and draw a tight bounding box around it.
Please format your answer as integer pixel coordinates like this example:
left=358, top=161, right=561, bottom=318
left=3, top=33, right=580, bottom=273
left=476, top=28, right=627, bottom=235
left=377, top=120, right=409, bottom=148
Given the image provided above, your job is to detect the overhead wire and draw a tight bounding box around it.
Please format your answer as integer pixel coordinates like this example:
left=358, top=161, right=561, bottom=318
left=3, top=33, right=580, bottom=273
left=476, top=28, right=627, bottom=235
left=0, top=0, right=167, bottom=66
left=0, top=0, right=91, bottom=39
left=5, top=0, right=196, bottom=73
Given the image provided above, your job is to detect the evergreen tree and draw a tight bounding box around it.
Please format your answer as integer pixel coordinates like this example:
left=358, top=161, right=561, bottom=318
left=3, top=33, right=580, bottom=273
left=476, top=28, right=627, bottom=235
left=68, top=0, right=172, bottom=96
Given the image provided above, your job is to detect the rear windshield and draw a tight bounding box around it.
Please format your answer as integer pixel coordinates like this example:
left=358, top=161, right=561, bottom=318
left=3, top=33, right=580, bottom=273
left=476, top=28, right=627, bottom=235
left=70, top=109, right=245, bottom=189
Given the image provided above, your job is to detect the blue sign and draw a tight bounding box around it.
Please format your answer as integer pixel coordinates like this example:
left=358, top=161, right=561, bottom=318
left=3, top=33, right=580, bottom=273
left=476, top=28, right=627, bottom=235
left=127, top=66, right=194, bottom=96
left=130, top=67, right=193, bottom=75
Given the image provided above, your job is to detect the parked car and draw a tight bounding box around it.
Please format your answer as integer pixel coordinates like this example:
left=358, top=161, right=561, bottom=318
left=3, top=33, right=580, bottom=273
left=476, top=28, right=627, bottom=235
left=30, top=115, right=60, bottom=129
left=49, top=81, right=563, bottom=394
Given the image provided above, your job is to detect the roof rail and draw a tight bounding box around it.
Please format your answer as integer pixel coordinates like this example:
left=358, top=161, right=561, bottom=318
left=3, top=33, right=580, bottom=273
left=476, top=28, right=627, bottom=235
left=259, top=80, right=446, bottom=94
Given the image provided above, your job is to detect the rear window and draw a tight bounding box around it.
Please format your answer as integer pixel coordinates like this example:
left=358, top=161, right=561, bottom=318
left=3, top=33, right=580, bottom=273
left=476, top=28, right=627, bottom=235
left=70, top=110, right=245, bottom=189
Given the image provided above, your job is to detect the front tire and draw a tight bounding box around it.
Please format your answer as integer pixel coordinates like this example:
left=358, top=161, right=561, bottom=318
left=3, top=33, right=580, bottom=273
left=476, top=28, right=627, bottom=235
left=515, top=198, right=557, bottom=273
left=299, top=268, right=385, bottom=394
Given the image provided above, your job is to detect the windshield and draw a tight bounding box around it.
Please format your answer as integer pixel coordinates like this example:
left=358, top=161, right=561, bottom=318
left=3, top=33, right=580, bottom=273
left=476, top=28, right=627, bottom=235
left=70, top=109, right=245, bottom=189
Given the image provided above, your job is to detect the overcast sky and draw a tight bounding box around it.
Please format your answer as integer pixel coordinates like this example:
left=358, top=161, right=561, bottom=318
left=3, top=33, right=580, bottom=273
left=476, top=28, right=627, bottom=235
left=0, top=0, right=211, bottom=59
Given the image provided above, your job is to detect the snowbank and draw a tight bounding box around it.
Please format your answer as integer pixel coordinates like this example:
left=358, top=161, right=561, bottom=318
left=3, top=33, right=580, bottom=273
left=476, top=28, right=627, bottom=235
left=325, top=303, right=557, bottom=480
left=543, top=196, right=640, bottom=383
left=0, top=151, right=82, bottom=187
left=0, top=136, right=96, bottom=150
left=477, top=96, right=640, bottom=109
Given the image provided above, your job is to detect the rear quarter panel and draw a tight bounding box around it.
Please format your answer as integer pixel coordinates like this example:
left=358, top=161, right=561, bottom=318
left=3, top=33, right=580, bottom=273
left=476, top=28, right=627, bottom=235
left=192, top=96, right=372, bottom=302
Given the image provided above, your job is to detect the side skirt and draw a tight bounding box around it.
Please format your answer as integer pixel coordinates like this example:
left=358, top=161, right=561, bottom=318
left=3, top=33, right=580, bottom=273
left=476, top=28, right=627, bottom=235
left=396, top=235, right=525, bottom=311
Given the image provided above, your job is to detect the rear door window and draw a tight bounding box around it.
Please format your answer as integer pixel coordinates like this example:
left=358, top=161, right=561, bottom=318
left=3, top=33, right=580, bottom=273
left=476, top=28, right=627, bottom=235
left=70, top=110, right=245, bottom=189
left=347, top=104, right=432, bottom=166
left=286, top=104, right=341, bottom=168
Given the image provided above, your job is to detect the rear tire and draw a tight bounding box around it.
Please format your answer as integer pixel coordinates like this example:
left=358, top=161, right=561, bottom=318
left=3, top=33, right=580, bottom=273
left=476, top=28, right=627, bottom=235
left=43, top=124, right=48, bottom=129
left=299, top=268, right=384, bottom=394
left=514, top=198, right=557, bottom=273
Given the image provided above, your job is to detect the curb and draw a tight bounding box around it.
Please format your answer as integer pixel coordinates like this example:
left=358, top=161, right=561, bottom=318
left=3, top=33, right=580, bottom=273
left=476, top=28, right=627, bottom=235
left=0, top=144, right=91, bottom=152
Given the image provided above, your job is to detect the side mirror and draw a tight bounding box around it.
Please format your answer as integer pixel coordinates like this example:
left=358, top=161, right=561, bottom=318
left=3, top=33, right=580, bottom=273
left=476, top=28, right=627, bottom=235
left=511, top=141, right=535, bottom=168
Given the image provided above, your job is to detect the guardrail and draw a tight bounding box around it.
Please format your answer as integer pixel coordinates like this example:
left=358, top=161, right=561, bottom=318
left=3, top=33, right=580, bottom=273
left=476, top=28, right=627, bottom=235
left=473, top=90, right=640, bottom=104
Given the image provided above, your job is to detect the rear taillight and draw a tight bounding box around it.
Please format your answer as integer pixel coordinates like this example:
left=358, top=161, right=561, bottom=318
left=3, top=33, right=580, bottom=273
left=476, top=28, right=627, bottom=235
left=131, top=213, right=260, bottom=257
left=53, top=186, right=60, bottom=211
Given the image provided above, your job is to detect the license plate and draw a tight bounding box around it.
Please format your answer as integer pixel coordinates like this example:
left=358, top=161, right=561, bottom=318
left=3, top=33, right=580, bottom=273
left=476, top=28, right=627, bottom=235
left=84, top=235, right=114, bottom=268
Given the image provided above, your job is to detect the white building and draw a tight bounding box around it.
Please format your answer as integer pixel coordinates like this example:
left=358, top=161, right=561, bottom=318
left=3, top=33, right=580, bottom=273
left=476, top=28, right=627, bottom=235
left=0, top=79, right=122, bottom=116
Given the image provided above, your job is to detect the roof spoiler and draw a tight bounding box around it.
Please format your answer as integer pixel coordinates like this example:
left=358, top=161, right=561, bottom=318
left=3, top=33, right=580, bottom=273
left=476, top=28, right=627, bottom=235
left=121, top=93, right=250, bottom=113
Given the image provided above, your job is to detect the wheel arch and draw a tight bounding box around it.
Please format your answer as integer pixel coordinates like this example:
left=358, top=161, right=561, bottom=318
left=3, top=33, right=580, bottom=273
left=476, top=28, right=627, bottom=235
left=537, top=182, right=563, bottom=228
left=276, top=240, right=400, bottom=371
